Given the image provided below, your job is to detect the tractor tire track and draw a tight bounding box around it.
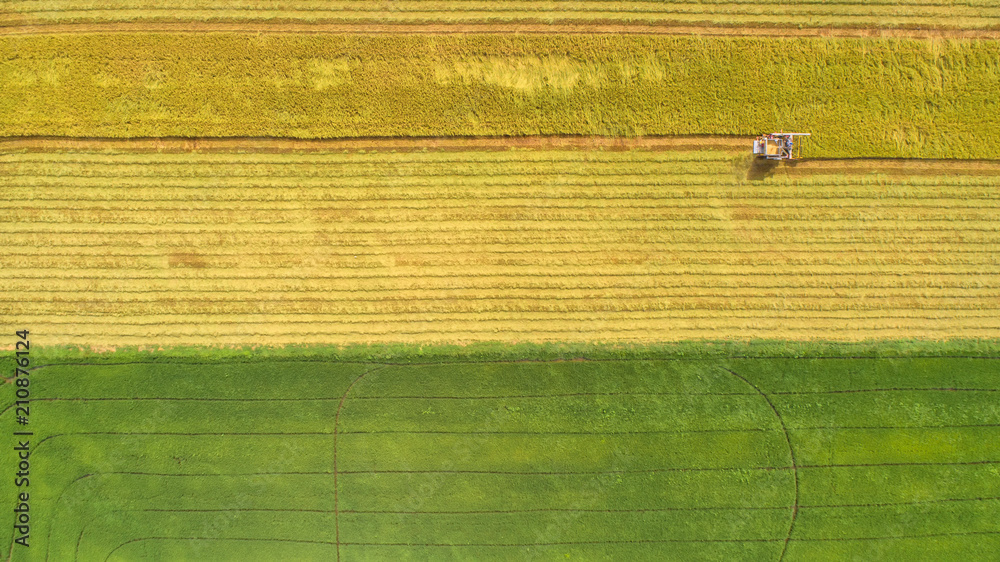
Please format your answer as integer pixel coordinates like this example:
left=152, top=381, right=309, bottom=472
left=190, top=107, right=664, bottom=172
left=102, top=537, right=337, bottom=562
left=721, top=367, right=800, bottom=562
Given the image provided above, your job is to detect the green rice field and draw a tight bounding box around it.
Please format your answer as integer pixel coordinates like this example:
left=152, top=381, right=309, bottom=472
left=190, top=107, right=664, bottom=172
left=5, top=344, right=999, bottom=560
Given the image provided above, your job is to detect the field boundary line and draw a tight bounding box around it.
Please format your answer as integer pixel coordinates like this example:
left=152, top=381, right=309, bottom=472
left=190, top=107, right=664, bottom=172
left=721, top=367, right=799, bottom=562
left=11, top=383, right=1000, bottom=419
left=790, top=530, right=1000, bottom=541
left=800, top=460, right=1000, bottom=468
left=338, top=529, right=1000, bottom=544
left=23, top=421, right=1000, bottom=474
left=772, top=387, right=1000, bottom=394
left=38, top=465, right=1000, bottom=560
left=334, top=466, right=793, bottom=474
left=800, top=496, right=1000, bottom=509
left=336, top=530, right=1000, bottom=546
left=2, top=21, right=1000, bottom=39
left=17, top=354, right=1000, bottom=374
left=338, top=505, right=789, bottom=514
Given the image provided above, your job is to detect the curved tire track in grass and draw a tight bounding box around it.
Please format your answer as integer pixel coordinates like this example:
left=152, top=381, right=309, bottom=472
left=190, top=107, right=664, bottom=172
left=332, top=365, right=387, bottom=561
left=721, top=367, right=800, bottom=562
left=333, top=363, right=796, bottom=557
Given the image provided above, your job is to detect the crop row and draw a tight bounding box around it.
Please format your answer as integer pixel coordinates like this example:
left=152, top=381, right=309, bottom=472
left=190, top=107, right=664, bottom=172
left=5, top=251, right=1000, bottom=266
left=2, top=34, right=999, bottom=158
left=10, top=298, right=1000, bottom=315
left=9, top=204, right=1000, bottom=222
left=4, top=0, right=1000, bottom=29
left=10, top=318, right=1000, bottom=347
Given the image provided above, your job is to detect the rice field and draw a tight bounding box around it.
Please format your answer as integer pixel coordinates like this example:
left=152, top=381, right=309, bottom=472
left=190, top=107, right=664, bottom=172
left=4, top=147, right=1000, bottom=347
left=2, top=2, right=999, bottom=558
left=3, top=0, right=1000, bottom=31
left=2, top=34, right=1000, bottom=159
left=4, top=351, right=998, bottom=560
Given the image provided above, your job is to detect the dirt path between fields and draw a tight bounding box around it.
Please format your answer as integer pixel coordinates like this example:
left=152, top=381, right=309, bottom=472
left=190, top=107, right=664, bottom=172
left=0, top=135, right=750, bottom=153
left=1, top=21, right=999, bottom=39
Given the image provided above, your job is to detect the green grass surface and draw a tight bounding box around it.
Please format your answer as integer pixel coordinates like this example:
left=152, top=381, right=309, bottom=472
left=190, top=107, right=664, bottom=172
left=3, top=34, right=1000, bottom=158
left=3, top=343, right=999, bottom=560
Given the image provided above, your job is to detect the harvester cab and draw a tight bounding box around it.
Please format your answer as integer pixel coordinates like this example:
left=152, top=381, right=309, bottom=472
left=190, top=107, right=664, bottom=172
left=753, top=132, right=810, bottom=160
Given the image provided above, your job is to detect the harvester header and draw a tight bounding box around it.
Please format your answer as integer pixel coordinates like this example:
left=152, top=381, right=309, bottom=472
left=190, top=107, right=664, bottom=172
left=753, top=132, right=810, bottom=160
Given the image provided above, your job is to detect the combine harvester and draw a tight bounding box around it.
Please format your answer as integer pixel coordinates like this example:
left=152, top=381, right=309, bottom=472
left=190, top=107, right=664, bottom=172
left=753, top=132, right=810, bottom=160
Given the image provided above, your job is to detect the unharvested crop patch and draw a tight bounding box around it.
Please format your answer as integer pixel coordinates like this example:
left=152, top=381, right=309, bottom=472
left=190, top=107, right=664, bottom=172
left=2, top=350, right=998, bottom=560
left=2, top=34, right=999, bottom=159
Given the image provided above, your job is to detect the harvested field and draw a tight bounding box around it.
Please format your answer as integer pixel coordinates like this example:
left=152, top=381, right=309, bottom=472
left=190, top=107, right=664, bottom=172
left=4, top=0, right=1000, bottom=31
left=5, top=351, right=999, bottom=560
left=4, top=147, right=1000, bottom=347
left=2, top=34, right=1000, bottom=159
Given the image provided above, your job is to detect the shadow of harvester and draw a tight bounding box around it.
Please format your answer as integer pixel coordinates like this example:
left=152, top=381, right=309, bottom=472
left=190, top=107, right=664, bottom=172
left=746, top=158, right=781, bottom=181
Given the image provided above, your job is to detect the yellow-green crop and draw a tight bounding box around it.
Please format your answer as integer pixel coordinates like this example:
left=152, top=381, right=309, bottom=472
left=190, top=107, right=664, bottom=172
left=1, top=34, right=999, bottom=158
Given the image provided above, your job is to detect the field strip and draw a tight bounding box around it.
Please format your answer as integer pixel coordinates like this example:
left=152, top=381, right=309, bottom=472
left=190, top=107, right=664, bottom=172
left=778, top=159, right=1000, bottom=177
left=5, top=137, right=1000, bottom=178
left=2, top=21, right=1000, bottom=40
left=5, top=148, right=1000, bottom=345
left=0, top=135, right=748, bottom=154
left=2, top=35, right=997, bottom=158
left=102, top=493, right=999, bottom=510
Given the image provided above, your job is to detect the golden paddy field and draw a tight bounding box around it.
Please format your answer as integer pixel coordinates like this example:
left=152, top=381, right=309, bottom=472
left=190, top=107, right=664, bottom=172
left=4, top=143, right=1000, bottom=347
